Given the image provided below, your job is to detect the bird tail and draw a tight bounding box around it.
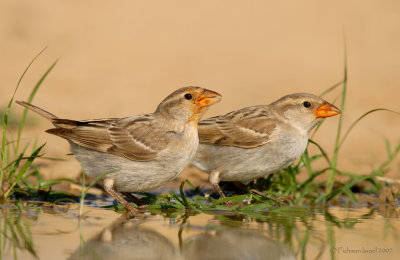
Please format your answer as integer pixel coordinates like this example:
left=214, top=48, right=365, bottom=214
left=15, top=100, right=58, bottom=120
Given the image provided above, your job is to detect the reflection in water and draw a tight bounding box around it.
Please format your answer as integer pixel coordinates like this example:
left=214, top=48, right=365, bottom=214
left=70, top=215, right=293, bottom=260
left=183, top=228, right=294, bottom=260
left=69, top=220, right=181, bottom=260
left=0, top=203, right=39, bottom=259
left=0, top=203, right=399, bottom=259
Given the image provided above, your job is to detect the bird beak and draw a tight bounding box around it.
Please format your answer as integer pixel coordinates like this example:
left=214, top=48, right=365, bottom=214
left=313, top=102, right=341, bottom=118
left=195, top=89, right=222, bottom=107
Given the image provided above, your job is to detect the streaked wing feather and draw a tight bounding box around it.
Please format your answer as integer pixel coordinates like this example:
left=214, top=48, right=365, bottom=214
left=108, top=116, right=168, bottom=161
left=198, top=106, right=276, bottom=148
left=51, top=118, right=117, bottom=128
left=47, top=115, right=168, bottom=161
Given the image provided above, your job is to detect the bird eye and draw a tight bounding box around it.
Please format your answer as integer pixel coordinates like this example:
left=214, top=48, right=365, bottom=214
left=303, top=101, right=311, bottom=108
left=184, top=93, right=192, bottom=100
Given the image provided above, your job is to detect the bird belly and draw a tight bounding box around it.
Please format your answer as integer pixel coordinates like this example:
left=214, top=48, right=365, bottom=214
left=70, top=133, right=198, bottom=192
left=193, top=134, right=308, bottom=182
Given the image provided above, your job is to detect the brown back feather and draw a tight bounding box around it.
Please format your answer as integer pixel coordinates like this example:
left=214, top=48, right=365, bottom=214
left=198, top=105, right=276, bottom=148
left=17, top=100, right=169, bottom=161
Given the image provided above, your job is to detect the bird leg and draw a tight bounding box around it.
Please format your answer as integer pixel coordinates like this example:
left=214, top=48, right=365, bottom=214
left=209, top=170, right=226, bottom=198
left=209, top=171, right=237, bottom=207
left=213, top=184, right=226, bottom=199
left=103, top=178, right=140, bottom=214
left=121, top=192, right=146, bottom=207
left=210, top=170, right=237, bottom=205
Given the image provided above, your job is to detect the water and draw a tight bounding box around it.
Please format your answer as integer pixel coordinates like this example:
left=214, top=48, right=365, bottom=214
left=0, top=202, right=398, bottom=259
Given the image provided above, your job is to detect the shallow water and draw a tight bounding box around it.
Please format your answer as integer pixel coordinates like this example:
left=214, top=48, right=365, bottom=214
left=1, top=201, right=399, bottom=260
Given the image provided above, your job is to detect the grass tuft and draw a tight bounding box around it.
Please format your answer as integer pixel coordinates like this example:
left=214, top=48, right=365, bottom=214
left=0, top=49, right=72, bottom=202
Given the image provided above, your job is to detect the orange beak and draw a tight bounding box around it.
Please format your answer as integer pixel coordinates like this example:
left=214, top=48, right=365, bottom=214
left=313, top=102, right=341, bottom=118
left=195, top=89, right=222, bottom=107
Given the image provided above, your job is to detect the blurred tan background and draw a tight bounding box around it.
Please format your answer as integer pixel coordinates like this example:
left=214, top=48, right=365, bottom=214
left=1, top=0, right=399, bottom=184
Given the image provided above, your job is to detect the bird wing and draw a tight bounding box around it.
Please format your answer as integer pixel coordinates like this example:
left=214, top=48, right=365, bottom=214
left=198, top=105, right=277, bottom=148
left=47, top=115, right=169, bottom=161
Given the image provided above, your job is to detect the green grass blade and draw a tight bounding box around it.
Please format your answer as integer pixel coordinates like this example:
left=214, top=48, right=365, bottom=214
left=179, top=180, right=191, bottom=208
left=384, top=138, right=392, bottom=161
left=239, top=203, right=270, bottom=212
left=321, top=172, right=380, bottom=203
left=6, top=143, right=29, bottom=182
left=184, top=179, right=196, bottom=189
left=343, top=187, right=358, bottom=203
left=3, top=144, right=45, bottom=199
left=1, top=48, right=48, bottom=198
left=310, top=120, right=324, bottom=139
left=15, top=219, right=37, bottom=257
left=38, top=178, right=77, bottom=190
left=326, top=223, right=336, bottom=260
left=319, top=80, right=343, bottom=97
left=1, top=48, right=47, bottom=162
left=170, top=191, right=185, bottom=207
left=326, top=37, right=347, bottom=195
left=15, top=59, right=58, bottom=155
left=308, top=139, right=331, bottom=164
left=79, top=169, right=118, bottom=216
left=211, top=195, right=248, bottom=207
left=299, top=167, right=331, bottom=190
left=84, top=169, right=117, bottom=195
left=4, top=152, right=24, bottom=180
left=15, top=48, right=48, bottom=97
left=338, top=108, right=400, bottom=149
left=300, top=149, right=313, bottom=177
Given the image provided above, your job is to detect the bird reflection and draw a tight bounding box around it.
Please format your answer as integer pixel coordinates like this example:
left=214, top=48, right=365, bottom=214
left=70, top=216, right=294, bottom=260
left=69, top=219, right=181, bottom=260
left=183, top=228, right=295, bottom=260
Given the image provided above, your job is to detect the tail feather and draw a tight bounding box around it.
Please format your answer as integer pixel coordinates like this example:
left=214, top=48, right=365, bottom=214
left=15, top=100, right=58, bottom=120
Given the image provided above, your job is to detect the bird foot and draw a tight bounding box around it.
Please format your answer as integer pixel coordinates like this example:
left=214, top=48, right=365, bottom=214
left=103, top=178, right=143, bottom=215
left=123, top=203, right=142, bottom=215
left=223, top=200, right=236, bottom=207
left=121, top=192, right=146, bottom=206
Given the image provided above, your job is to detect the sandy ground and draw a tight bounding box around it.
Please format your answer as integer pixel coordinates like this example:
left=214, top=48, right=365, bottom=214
left=1, top=0, right=399, bottom=185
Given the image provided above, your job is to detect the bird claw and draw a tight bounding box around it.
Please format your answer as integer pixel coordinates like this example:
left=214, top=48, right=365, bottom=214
left=223, top=201, right=236, bottom=207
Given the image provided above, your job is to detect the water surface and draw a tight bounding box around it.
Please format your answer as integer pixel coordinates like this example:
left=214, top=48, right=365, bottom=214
left=1, top=202, right=398, bottom=259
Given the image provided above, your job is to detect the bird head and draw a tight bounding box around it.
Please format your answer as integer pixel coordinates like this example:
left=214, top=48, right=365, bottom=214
left=271, top=93, right=340, bottom=133
left=156, top=87, right=222, bottom=123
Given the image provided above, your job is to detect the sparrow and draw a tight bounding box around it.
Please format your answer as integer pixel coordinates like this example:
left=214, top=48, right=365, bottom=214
left=17, top=87, right=221, bottom=213
left=191, top=93, right=340, bottom=198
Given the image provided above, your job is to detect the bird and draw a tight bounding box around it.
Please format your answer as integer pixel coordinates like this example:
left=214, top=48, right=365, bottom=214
left=16, top=87, right=221, bottom=213
left=191, top=93, right=340, bottom=198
